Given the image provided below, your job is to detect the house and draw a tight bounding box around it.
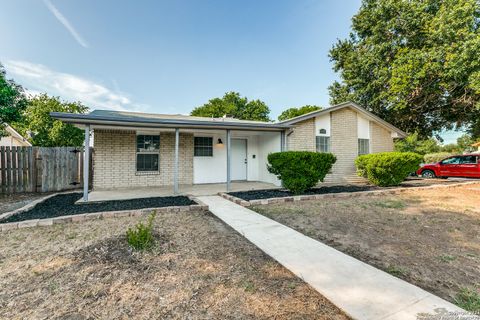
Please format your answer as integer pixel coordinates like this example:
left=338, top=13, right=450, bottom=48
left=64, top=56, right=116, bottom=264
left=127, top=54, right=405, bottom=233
left=0, top=124, right=32, bottom=147
left=51, top=101, right=406, bottom=201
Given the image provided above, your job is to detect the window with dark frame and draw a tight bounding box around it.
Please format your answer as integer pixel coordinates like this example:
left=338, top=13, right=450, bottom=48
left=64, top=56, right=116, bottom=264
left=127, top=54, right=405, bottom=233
left=194, top=137, right=213, bottom=157
left=136, top=135, right=160, bottom=172
left=316, top=136, right=330, bottom=153
left=358, top=138, right=370, bottom=155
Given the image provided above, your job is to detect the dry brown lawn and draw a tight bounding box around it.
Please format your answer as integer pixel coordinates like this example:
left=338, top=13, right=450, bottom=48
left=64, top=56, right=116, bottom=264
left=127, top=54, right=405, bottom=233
left=253, top=183, right=480, bottom=304
left=0, top=210, right=348, bottom=320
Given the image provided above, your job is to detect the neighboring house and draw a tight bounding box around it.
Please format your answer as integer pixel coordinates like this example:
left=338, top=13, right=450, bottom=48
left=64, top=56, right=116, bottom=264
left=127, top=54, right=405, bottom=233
left=51, top=101, right=406, bottom=201
left=0, top=124, right=32, bottom=147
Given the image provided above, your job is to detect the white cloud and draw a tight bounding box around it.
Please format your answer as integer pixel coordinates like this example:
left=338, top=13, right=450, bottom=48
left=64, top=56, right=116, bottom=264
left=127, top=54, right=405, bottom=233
left=44, top=0, right=89, bottom=48
left=4, top=60, right=147, bottom=112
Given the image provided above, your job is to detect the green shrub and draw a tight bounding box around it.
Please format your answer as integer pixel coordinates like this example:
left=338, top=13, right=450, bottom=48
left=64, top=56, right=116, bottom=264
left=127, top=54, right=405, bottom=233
left=126, top=212, right=156, bottom=250
left=423, top=152, right=455, bottom=164
left=267, top=151, right=336, bottom=194
left=355, top=152, right=423, bottom=187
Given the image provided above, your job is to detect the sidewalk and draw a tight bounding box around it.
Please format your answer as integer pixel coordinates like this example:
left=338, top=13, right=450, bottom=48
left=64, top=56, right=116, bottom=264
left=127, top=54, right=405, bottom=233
left=198, top=195, right=468, bottom=320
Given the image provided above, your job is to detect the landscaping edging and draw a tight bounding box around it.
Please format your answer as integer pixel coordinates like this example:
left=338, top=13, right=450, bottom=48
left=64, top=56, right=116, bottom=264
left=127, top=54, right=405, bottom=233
left=0, top=195, right=209, bottom=232
left=219, top=181, right=480, bottom=206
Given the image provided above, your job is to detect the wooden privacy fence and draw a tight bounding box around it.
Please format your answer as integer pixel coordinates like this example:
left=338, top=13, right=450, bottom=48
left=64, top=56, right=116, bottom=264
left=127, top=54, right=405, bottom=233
left=0, top=146, right=93, bottom=194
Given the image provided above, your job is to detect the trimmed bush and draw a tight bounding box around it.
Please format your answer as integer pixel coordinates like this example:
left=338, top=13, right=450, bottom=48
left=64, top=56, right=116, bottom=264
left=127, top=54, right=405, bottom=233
left=126, top=212, right=156, bottom=250
left=267, top=151, right=336, bottom=194
left=423, top=152, right=454, bottom=164
left=355, top=152, right=423, bottom=187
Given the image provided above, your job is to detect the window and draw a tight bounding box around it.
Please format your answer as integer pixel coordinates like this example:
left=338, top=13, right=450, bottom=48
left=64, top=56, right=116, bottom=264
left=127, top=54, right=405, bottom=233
left=358, top=139, right=370, bottom=155
left=136, top=135, right=159, bottom=172
left=194, top=137, right=213, bottom=157
left=319, top=128, right=327, bottom=135
left=440, top=157, right=461, bottom=165
left=316, top=136, right=330, bottom=153
left=460, top=156, right=478, bottom=164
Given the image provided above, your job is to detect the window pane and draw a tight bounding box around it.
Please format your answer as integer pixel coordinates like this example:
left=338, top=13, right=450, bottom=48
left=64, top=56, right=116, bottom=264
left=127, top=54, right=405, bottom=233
left=358, top=139, right=369, bottom=155
left=316, top=136, right=330, bottom=153
left=194, top=137, right=213, bottom=156
left=137, top=135, right=160, bottom=152
left=136, top=154, right=159, bottom=171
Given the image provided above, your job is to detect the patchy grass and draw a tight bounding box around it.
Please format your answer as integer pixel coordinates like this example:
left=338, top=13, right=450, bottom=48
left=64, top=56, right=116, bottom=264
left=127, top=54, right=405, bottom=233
left=0, top=210, right=348, bottom=319
left=252, top=183, right=480, bottom=306
left=454, top=288, right=480, bottom=312
left=385, top=265, right=409, bottom=277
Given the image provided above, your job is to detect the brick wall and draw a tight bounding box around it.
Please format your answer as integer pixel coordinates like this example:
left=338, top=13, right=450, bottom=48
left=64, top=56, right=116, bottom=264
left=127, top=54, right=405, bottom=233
left=328, top=108, right=359, bottom=183
left=370, top=122, right=394, bottom=153
left=93, top=130, right=193, bottom=189
left=286, top=118, right=316, bottom=151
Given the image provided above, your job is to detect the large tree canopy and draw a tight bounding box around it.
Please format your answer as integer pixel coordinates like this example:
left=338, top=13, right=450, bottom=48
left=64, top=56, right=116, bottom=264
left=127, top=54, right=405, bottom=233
left=0, top=63, right=27, bottom=131
left=277, top=105, right=322, bottom=121
left=191, top=92, right=271, bottom=122
left=14, top=94, right=88, bottom=147
left=329, top=0, right=480, bottom=138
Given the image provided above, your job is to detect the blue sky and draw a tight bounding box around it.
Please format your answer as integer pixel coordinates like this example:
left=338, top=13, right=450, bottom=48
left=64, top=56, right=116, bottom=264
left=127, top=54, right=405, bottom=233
left=0, top=0, right=463, bottom=143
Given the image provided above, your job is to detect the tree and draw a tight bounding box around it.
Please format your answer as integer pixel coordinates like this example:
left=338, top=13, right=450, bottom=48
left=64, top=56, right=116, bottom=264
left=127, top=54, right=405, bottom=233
left=394, top=132, right=440, bottom=155
left=329, top=0, right=480, bottom=138
left=0, top=63, right=27, bottom=135
left=14, top=94, right=88, bottom=147
left=191, top=92, right=271, bottom=122
left=277, top=105, right=322, bottom=121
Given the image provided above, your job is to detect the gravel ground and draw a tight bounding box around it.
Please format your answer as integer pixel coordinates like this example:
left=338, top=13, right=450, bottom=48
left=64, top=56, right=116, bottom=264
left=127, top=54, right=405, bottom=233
left=252, top=183, right=480, bottom=306
left=1, top=193, right=195, bottom=223
left=0, top=210, right=348, bottom=319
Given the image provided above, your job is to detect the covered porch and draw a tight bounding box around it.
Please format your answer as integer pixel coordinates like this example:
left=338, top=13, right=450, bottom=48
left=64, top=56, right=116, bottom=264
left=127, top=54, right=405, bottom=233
left=83, top=181, right=278, bottom=202
left=51, top=109, right=290, bottom=202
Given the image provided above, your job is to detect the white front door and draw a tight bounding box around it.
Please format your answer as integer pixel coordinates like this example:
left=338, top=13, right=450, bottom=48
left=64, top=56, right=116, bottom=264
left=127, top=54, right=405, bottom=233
left=231, top=139, right=247, bottom=180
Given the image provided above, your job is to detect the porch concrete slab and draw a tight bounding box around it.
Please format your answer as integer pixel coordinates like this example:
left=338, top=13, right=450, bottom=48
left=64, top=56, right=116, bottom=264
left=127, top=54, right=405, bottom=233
left=199, top=195, right=467, bottom=320
left=84, top=181, right=278, bottom=202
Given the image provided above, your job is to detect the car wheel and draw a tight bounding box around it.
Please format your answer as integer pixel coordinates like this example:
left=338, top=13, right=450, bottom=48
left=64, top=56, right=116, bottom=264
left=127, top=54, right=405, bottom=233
left=421, top=170, right=436, bottom=179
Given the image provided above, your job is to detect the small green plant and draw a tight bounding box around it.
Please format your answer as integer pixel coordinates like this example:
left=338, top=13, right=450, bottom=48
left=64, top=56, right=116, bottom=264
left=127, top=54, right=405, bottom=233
left=454, top=288, right=480, bottom=312
left=438, top=254, right=456, bottom=263
left=243, top=281, right=256, bottom=293
left=355, top=152, right=423, bottom=186
left=374, top=199, right=406, bottom=209
left=267, top=151, right=336, bottom=194
left=385, top=265, right=408, bottom=277
left=126, top=212, right=156, bottom=250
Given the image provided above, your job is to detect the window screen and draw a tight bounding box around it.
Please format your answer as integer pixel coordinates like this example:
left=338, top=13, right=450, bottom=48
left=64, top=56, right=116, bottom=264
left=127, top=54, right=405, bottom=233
left=358, top=139, right=370, bottom=155
left=136, top=135, right=159, bottom=171
left=194, top=137, right=213, bottom=157
left=316, top=136, right=330, bottom=153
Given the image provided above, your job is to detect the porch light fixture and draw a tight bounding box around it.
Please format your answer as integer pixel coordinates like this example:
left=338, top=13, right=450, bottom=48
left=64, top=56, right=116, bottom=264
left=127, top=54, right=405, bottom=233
left=217, top=138, right=223, bottom=145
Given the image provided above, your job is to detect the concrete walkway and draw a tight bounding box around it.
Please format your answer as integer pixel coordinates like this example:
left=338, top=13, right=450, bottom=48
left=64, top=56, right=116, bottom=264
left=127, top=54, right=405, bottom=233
left=198, top=195, right=468, bottom=320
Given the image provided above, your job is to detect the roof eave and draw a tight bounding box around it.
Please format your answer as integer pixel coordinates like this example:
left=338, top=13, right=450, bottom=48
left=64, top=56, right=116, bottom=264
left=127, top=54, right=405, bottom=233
left=50, top=112, right=290, bottom=131
left=276, top=101, right=407, bottom=138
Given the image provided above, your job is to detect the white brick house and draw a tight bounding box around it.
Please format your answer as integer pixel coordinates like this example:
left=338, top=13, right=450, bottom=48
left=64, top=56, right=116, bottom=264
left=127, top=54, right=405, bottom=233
left=51, top=101, right=406, bottom=201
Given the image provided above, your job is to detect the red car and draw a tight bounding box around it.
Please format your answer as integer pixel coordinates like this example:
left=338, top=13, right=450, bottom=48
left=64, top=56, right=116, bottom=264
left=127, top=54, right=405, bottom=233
left=416, top=154, right=480, bottom=178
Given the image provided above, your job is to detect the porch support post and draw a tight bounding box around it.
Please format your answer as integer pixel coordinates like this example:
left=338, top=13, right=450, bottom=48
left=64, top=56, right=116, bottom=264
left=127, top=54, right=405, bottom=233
left=83, top=124, right=90, bottom=202
left=280, top=130, right=286, bottom=151
left=174, top=128, right=179, bottom=194
left=226, top=129, right=231, bottom=192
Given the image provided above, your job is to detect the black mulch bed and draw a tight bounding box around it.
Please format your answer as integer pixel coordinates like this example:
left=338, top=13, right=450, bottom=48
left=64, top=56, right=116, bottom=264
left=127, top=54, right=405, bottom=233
left=1, top=193, right=195, bottom=223
left=228, top=179, right=469, bottom=201
left=229, top=185, right=377, bottom=201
